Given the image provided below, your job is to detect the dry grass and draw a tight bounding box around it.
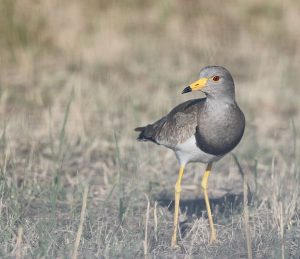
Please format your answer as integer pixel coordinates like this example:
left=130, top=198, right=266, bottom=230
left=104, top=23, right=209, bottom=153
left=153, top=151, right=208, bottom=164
left=0, top=0, right=300, bottom=258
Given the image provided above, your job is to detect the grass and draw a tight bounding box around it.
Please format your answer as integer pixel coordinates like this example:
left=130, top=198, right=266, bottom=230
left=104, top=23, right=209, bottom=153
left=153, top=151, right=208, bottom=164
left=0, top=0, right=300, bottom=258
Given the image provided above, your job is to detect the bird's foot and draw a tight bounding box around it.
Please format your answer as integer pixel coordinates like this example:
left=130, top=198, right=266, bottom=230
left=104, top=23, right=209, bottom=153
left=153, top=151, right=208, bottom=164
left=209, top=234, right=218, bottom=245
left=171, top=236, right=180, bottom=249
left=171, top=243, right=180, bottom=250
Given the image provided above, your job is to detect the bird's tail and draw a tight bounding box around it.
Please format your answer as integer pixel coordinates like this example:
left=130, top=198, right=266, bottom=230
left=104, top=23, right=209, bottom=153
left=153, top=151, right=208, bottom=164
left=135, top=117, right=166, bottom=144
left=134, top=126, right=152, bottom=142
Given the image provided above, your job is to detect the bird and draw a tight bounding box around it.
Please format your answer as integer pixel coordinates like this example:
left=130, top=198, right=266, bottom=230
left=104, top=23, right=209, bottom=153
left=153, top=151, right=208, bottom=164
left=135, top=66, right=245, bottom=247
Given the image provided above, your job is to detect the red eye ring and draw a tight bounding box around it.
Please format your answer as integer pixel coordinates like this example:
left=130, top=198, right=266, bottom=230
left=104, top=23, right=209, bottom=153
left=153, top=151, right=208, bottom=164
left=212, top=76, right=220, bottom=82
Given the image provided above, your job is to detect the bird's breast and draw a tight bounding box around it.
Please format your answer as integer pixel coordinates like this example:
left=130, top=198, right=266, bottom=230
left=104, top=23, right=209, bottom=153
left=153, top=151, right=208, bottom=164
left=196, top=104, right=245, bottom=156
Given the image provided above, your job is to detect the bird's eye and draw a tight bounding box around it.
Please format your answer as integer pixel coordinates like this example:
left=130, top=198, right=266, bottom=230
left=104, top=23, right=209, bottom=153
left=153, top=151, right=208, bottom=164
left=212, top=76, right=220, bottom=82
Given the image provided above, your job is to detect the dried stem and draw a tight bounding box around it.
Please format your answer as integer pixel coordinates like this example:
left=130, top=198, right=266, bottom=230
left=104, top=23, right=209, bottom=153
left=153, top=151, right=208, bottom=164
left=72, top=185, right=89, bottom=259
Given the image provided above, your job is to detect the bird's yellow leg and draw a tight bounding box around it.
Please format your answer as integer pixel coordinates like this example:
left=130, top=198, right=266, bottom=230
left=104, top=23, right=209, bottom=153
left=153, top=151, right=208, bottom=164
left=171, top=164, right=185, bottom=248
left=201, top=162, right=217, bottom=243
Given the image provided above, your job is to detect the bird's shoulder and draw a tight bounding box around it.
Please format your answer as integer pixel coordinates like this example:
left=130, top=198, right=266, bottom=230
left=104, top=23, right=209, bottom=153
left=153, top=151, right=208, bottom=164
left=167, top=97, right=205, bottom=121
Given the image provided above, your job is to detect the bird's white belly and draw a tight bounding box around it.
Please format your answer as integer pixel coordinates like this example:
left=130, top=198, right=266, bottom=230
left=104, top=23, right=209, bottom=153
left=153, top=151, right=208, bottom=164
left=174, top=135, right=222, bottom=165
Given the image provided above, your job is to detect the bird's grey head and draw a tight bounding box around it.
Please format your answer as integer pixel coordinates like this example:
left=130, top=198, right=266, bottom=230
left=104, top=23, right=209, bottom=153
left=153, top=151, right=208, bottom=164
left=182, top=66, right=235, bottom=101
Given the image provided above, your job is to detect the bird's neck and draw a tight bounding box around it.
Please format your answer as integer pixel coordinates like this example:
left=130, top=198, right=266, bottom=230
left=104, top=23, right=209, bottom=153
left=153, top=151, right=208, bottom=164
left=205, top=94, right=236, bottom=106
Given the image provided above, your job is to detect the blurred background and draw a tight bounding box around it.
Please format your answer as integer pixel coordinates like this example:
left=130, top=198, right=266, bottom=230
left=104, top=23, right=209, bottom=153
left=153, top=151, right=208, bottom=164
left=0, top=0, right=299, bottom=257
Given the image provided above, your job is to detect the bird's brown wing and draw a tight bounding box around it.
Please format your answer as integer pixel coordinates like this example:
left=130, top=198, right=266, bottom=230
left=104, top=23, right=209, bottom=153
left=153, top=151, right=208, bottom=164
left=135, top=98, right=206, bottom=149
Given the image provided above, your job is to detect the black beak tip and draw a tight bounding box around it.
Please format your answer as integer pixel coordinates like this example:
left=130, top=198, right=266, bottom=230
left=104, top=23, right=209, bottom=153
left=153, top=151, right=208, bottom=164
left=182, top=86, right=192, bottom=94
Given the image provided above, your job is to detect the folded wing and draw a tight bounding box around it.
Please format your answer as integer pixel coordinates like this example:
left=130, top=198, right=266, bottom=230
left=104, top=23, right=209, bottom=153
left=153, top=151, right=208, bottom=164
left=135, top=98, right=205, bottom=149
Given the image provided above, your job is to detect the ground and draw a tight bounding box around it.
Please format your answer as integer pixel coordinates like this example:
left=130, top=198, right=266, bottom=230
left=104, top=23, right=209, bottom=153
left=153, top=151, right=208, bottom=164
left=0, top=0, right=300, bottom=258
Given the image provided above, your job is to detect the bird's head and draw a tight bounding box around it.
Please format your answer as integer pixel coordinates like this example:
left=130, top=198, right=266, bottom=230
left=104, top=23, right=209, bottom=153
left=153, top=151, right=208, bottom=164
left=182, top=66, right=235, bottom=100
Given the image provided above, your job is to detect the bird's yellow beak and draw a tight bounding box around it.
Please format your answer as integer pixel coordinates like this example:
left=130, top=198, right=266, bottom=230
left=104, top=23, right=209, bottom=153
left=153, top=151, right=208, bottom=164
left=182, top=78, right=208, bottom=94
